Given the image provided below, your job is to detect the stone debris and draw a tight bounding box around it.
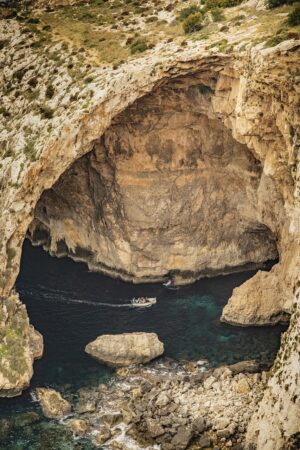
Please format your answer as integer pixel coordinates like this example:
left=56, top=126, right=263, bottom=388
left=54, top=359, right=268, bottom=449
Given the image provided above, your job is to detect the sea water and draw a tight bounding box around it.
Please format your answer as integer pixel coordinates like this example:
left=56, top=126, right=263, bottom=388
left=0, top=240, right=287, bottom=449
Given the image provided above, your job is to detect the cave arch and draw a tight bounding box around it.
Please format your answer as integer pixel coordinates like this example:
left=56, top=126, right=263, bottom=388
left=28, top=74, right=280, bottom=287
left=0, top=44, right=299, bottom=450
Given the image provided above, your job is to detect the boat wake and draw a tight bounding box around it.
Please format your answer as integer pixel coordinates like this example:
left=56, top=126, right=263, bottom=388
left=19, top=286, right=134, bottom=308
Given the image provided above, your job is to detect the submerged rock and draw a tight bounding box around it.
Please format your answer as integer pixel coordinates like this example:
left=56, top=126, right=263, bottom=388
left=94, top=426, right=111, bottom=446
left=85, top=332, right=164, bottom=367
left=0, top=418, right=11, bottom=442
left=13, top=411, right=41, bottom=428
left=36, top=388, right=71, bottom=419
left=67, top=419, right=89, bottom=436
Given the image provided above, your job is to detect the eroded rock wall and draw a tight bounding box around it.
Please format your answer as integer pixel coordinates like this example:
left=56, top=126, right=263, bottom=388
left=29, top=81, right=279, bottom=284
left=0, top=21, right=299, bottom=447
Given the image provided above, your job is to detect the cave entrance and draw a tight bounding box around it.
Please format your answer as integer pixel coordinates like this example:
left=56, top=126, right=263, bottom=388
left=27, top=74, right=279, bottom=285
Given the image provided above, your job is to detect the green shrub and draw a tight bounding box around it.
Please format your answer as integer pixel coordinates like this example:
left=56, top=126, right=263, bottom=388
left=45, top=84, right=55, bottom=99
left=129, top=39, right=148, bottom=54
left=288, top=5, right=300, bottom=25
left=3, top=149, right=13, bottom=158
left=0, top=107, right=10, bottom=118
left=205, top=0, right=242, bottom=8
left=24, top=139, right=37, bottom=161
left=268, top=0, right=297, bottom=8
left=264, top=32, right=288, bottom=47
left=178, top=4, right=201, bottom=21
left=211, top=7, right=225, bottom=21
left=40, top=105, right=54, bottom=119
left=183, top=12, right=203, bottom=33
left=0, top=40, right=8, bottom=50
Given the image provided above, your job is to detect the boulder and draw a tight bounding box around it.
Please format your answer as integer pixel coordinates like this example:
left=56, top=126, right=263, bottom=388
left=198, top=435, right=211, bottom=447
left=67, top=419, right=89, bottom=436
left=171, top=426, right=193, bottom=449
left=192, top=416, right=206, bottom=434
left=0, top=418, right=11, bottom=441
left=85, top=332, right=164, bottom=367
left=94, top=426, right=111, bottom=445
left=36, top=388, right=71, bottom=419
left=156, top=391, right=171, bottom=407
left=146, top=418, right=165, bottom=437
left=227, top=360, right=259, bottom=375
left=235, top=378, right=250, bottom=394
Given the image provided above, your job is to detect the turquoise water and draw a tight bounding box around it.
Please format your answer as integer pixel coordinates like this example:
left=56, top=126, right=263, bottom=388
left=0, top=241, right=286, bottom=449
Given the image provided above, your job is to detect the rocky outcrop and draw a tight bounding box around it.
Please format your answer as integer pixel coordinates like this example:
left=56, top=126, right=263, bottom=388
left=36, top=388, right=71, bottom=419
left=29, top=80, right=279, bottom=285
left=85, top=332, right=164, bottom=367
left=221, top=269, right=290, bottom=326
left=246, top=288, right=300, bottom=449
left=0, top=7, right=299, bottom=449
left=48, top=359, right=270, bottom=449
left=0, top=294, right=43, bottom=397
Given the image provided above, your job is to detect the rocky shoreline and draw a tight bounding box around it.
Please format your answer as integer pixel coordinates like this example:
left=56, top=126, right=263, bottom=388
left=33, top=358, right=270, bottom=449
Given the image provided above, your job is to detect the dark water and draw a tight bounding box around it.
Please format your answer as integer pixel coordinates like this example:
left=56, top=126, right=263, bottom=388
left=0, top=240, right=286, bottom=448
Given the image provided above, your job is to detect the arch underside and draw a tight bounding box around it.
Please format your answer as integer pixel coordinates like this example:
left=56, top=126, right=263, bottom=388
left=28, top=77, right=280, bottom=285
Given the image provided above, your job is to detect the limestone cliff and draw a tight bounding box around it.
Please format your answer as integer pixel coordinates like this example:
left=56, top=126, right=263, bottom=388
left=0, top=1, right=299, bottom=448
left=29, top=79, right=279, bottom=284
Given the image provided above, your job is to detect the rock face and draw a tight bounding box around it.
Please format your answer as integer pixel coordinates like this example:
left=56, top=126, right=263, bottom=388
left=221, top=269, right=291, bottom=326
left=246, top=288, right=300, bottom=450
left=0, top=294, right=43, bottom=397
left=29, top=83, right=279, bottom=285
left=0, top=9, right=299, bottom=449
left=85, top=332, right=164, bottom=367
left=36, top=388, right=71, bottom=419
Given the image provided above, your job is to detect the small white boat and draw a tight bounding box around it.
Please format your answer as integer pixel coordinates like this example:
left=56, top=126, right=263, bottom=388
left=163, top=280, right=172, bottom=287
left=130, top=297, right=156, bottom=308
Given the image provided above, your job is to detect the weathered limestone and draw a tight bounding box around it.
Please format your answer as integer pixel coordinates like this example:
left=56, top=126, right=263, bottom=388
left=29, top=82, right=279, bottom=285
left=221, top=269, right=290, bottom=326
left=0, top=10, right=299, bottom=448
left=47, top=359, right=270, bottom=449
left=0, top=294, right=43, bottom=397
left=246, top=289, right=300, bottom=449
left=36, top=388, right=72, bottom=419
left=85, top=332, right=164, bottom=367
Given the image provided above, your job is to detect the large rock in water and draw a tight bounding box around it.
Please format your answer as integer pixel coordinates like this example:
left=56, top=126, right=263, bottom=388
left=36, top=388, right=71, bottom=419
left=85, top=332, right=164, bottom=367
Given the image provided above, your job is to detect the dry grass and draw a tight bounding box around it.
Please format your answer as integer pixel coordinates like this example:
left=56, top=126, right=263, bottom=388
left=32, top=0, right=300, bottom=64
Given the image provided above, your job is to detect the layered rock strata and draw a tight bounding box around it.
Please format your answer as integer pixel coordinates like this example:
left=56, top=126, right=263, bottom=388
left=29, top=77, right=279, bottom=285
left=0, top=12, right=299, bottom=449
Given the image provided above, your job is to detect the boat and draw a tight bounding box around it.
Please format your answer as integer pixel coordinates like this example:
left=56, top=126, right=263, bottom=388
left=130, top=297, right=156, bottom=307
left=163, top=279, right=172, bottom=287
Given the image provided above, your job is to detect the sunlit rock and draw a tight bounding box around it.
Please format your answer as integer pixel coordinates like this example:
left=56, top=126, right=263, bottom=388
left=36, top=388, right=71, bottom=419
left=85, top=332, right=164, bottom=367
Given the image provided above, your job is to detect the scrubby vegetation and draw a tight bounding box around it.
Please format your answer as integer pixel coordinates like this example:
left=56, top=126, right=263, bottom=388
left=177, top=4, right=201, bottom=21
left=211, top=7, right=225, bottom=22
left=205, top=0, right=243, bottom=9
left=268, top=0, right=298, bottom=8
left=288, top=4, right=300, bottom=25
left=183, top=12, right=203, bottom=33
left=129, top=38, right=148, bottom=54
